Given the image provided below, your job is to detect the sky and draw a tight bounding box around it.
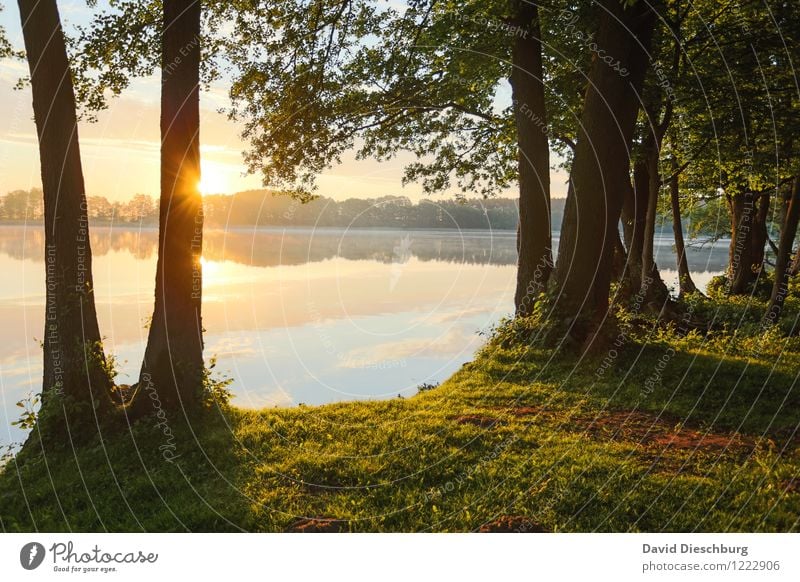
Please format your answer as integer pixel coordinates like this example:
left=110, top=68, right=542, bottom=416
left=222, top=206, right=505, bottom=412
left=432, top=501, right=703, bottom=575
left=0, top=1, right=567, bottom=202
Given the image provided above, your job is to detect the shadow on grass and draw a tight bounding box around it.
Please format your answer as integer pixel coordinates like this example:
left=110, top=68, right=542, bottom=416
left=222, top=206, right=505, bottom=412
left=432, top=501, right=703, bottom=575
left=482, top=342, right=800, bottom=443
left=0, top=409, right=248, bottom=532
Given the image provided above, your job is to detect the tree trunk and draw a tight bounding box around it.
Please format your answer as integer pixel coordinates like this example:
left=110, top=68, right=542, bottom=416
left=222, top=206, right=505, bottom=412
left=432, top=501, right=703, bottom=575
left=510, top=0, right=551, bottom=316
left=17, top=0, right=113, bottom=422
left=728, top=191, right=769, bottom=294
left=766, top=176, right=800, bottom=320
left=553, top=0, right=657, bottom=344
left=639, top=147, right=673, bottom=304
left=611, top=226, right=627, bottom=283
left=669, top=159, right=697, bottom=296
left=135, top=0, right=204, bottom=413
left=620, top=141, right=652, bottom=294
left=636, top=93, right=675, bottom=306
left=622, top=143, right=670, bottom=303
left=790, top=246, right=800, bottom=276
left=641, top=147, right=661, bottom=286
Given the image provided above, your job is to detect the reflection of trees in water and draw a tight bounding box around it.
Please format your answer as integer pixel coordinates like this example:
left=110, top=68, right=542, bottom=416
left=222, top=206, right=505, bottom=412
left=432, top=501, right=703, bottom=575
left=0, top=226, right=731, bottom=272
left=91, top=229, right=158, bottom=260
left=205, top=230, right=517, bottom=266
left=0, top=227, right=45, bottom=261
left=0, top=226, right=518, bottom=267
left=0, top=227, right=159, bottom=261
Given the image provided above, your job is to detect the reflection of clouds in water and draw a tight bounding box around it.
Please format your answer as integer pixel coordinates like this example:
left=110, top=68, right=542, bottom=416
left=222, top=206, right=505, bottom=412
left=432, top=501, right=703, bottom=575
left=0, top=295, right=46, bottom=306
left=204, top=335, right=262, bottom=359
left=0, top=365, right=37, bottom=378
left=339, top=327, right=476, bottom=368
left=0, top=372, right=39, bottom=390
left=412, top=305, right=496, bottom=325
left=0, top=226, right=514, bottom=448
left=0, top=349, right=35, bottom=368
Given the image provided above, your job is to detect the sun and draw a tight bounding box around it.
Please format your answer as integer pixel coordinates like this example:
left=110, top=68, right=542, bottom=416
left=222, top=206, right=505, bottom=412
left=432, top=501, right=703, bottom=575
left=198, top=163, right=229, bottom=195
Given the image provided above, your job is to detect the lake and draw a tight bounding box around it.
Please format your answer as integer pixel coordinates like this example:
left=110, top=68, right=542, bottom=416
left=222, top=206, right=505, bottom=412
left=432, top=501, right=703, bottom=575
left=0, top=224, right=730, bottom=448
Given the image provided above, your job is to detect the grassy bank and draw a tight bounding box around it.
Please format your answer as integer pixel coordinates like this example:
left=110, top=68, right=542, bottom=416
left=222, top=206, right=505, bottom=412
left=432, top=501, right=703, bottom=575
left=1, top=292, right=799, bottom=532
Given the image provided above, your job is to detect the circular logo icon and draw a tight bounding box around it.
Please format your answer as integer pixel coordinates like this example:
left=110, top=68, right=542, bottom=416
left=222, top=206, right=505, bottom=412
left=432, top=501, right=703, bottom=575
left=20, top=542, right=45, bottom=570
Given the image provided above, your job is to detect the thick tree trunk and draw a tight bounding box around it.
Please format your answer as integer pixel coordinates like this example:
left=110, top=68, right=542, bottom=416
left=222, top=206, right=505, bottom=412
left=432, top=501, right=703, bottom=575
left=669, top=161, right=697, bottom=296
left=17, top=0, right=113, bottom=420
left=728, top=191, right=769, bottom=294
left=136, top=0, right=204, bottom=413
left=510, top=0, right=551, bottom=315
left=553, top=0, right=657, bottom=344
left=766, top=176, right=800, bottom=320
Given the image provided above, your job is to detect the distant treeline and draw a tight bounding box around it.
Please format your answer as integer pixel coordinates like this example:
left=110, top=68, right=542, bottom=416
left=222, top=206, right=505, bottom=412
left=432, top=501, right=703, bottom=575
left=0, top=188, right=555, bottom=230
left=3, top=189, right=738, bottom=237
left=203, top=191, right=526, bottom=229
left=0, top=189, right=158, bottom=224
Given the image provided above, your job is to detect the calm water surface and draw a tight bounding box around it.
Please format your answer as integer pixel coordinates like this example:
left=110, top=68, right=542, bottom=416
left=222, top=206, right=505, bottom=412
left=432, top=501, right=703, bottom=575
left=0, top=224, right=729, bottom=447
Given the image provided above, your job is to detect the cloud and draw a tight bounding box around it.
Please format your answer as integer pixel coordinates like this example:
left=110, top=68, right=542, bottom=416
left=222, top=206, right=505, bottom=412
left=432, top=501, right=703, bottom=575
left=412, top=305, right=495, bottom=325
left=0, top=132, right=36, bottom=146
left=205, top=335, right=261, bottom=359
left=338, top=327, right=477, bottom=368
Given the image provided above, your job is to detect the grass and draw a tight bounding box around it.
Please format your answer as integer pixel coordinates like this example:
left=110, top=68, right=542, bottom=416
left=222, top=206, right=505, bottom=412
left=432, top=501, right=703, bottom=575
left=1, top=291, right=799, bottom=532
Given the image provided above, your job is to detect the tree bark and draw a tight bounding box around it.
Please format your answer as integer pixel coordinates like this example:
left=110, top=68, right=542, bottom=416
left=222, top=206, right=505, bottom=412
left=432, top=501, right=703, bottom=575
left=621, top=143, right=670, bottom=303
left=17, top=0, right=113, bottom=420
left=136, top=0, right=204, bottom=413
left=553, top=0, right=657, bottom=344
left=611, top=226, right=627, bottom=283
left=641, top=143, right=665, bottom=295
left=621, top=139, right=652, bottom=294
left=510, top=0, right=552, bottom=315
left=727, top=191, right=769, bottom=294
left=669, top=158, right=697, bottom=296
left=766, top=176, right=800, bottom=320
left=638, top=97, right=674, bottom=305
left=790, top=246, right=800, bottom=276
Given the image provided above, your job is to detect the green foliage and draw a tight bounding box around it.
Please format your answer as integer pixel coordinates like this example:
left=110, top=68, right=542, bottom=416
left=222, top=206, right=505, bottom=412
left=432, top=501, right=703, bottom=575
left=671, top=0, right=800, bottom=201
left=11, top=392, right=40, bottom=431
left=202, top=357, right=234, bottom=409
left=216, top=0, right=518, bottom=197
left=85, top=339, right=121, bottom=383
left=707, top=273, right=776, bottom=302
left=0, top=444, right=18, bottom=470
left=70, top=0, right=162, bottom=120
left=0, top=3, right=24, bottom=60
left=69, top=0, right=537, bottom=198
left=682, top=196, right=731, bottom=240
